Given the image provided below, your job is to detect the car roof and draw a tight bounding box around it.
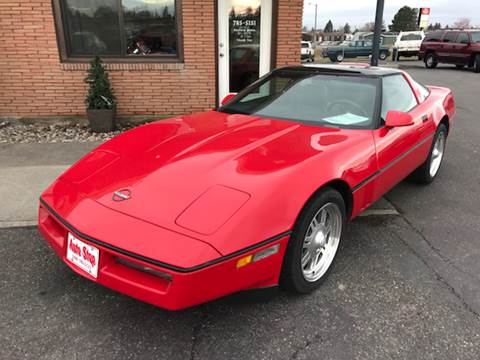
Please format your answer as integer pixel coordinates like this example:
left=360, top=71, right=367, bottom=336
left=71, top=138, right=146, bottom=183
left=280, top=63, right=402, bottom=77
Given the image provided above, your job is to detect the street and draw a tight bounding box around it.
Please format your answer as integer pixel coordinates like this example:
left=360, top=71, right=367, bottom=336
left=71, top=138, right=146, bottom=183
left=1, top=64, right=480, bottom=359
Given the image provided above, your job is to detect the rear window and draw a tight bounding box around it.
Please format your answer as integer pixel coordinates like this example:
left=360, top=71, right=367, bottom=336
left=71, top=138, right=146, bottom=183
left=401, top=34, right=423, bottom=41
left=301, top=43, right=309, bottom=48
left=443, top=32, right=457, bottom=43
left=424, top=31, right=443, bottom=42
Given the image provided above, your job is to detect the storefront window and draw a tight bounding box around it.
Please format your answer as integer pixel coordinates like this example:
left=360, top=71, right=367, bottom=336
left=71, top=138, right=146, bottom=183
left=56, top=0, right=181, bottom=60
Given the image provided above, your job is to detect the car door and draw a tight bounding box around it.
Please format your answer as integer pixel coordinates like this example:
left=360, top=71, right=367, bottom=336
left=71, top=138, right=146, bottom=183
left=372, top=74, right=433, bottom=199
left=438, top=31, right=458, bottom=62
left=451, top=32, right=470, bottom=65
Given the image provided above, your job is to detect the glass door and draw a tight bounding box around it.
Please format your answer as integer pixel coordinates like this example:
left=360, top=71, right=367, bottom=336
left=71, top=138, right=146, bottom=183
left=218, top=0, right=272, bottom=102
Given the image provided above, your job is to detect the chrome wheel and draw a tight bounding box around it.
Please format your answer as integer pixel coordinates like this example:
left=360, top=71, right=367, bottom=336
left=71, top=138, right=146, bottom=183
left=430, top=132, right=446, bottom=177
left=301, top=203, right=342, bottom=282
left=426, top=55, right=434, bottom=67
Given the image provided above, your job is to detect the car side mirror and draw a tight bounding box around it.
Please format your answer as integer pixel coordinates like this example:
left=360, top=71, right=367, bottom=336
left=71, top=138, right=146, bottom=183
left=221, top=93, right=236, bottom=106
left=385, top=110, right=414, bottom=127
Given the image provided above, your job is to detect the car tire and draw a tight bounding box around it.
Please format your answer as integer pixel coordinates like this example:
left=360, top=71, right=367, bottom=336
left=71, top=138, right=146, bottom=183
left=410, top=123, right=448, bottom=184
left=311, top=55, right=315, bottom=63
left=424, top=52, right=438, bottom=69
left=474, top=54, right=480, bottom=73
left=379, top=52, right=388, bottom=61
left=280, top=188, right=346, bottom=293
left=336, top=53, right=344, bottom=62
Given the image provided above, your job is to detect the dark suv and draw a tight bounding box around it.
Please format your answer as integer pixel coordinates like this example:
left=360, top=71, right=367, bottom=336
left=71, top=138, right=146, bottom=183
left=419, top=30, right=480, bottom=72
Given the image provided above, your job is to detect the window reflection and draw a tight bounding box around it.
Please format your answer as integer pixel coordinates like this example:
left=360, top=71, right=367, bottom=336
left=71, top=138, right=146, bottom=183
left=123, top=0, right=177, bottom=56
left=229, top=0, right=261, bottom=92
left=63, top=0, right=122, bottom=55
left=60, top=0, right=178, bottom=57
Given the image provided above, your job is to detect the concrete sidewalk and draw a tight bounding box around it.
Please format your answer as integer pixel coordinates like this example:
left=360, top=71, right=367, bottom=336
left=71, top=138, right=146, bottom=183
left=0, top=142, right=100, bottom=228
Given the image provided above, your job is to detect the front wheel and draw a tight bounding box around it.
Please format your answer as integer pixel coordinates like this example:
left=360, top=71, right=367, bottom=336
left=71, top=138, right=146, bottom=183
left=379, top=52, right=388, bottom=61
left=425, top=52, right=438, bottom=69
left=410, top=124, right=447, bottom=184
left=336, top=53, right=344, bottom=62
left=280, top=188, right=345, bottom=293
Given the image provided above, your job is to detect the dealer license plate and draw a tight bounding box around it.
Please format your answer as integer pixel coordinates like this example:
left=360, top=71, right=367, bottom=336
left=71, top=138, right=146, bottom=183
left=66, top=233, right=99, bottom=278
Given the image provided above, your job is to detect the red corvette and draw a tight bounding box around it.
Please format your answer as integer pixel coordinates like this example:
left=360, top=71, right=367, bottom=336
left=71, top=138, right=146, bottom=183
left=39, top=64, right=455, bottom=310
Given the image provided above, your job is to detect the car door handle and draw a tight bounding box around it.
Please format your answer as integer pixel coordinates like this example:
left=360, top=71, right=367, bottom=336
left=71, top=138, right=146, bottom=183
left=421, top=114, right=429, bottom=122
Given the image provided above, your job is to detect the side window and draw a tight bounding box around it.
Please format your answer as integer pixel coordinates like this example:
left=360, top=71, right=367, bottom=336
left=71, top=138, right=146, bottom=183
left=442, top=32, right=457, bottom=43
left=381, top=75, right=418, bottom=120
left=424, top=31, right=443, bottom=42
left=457, top=32, right=469, bottom=44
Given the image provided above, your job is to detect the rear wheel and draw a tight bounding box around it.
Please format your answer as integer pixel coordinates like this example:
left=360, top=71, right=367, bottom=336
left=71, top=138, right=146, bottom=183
left=280, top=188, right=345, bottom=293
left=379, top=51, right=388, bottom=61
left=410, top=124, right=447, bottom=184
left=425, top=52, right=438, bottom=69
left=336, top=53, right=344, bottom=62
left=474, top=54, right=480, bottom=73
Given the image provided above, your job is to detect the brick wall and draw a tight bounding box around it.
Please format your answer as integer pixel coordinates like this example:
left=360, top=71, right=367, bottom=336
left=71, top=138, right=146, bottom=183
left=276, top=0, right=304, bottom=67
left=0, top=0, right=303, bottom=119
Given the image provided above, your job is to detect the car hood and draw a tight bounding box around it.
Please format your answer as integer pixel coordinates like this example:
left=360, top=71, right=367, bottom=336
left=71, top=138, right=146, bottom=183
left=57, top=111, right=363, bottom=254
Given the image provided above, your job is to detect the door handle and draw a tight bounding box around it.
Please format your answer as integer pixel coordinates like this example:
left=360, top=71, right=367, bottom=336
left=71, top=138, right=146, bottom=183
left=421, top=114, right=429, bottom=122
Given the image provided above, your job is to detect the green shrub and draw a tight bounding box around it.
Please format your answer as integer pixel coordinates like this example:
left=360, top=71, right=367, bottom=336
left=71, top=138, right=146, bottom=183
left=85, top=56, right=116, bottom=110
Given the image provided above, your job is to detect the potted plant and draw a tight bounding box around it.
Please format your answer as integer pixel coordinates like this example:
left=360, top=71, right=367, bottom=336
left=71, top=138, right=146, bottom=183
left=85, top=56, right=116, bottom=132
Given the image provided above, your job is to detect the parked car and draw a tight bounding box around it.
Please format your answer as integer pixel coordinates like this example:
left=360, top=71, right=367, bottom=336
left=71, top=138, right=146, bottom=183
left=322, top=40, right=391, bottom=62
left=419, top=30, right=480, bottom=72
left=301, top=41, right=315, bottom=62
left=394, top=31, right=425, bottom=58
left=39, top=64, right=455, bottom=310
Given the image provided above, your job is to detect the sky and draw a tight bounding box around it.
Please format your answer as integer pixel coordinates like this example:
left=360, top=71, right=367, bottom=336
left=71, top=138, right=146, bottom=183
left=303, top=0, right=480, bottom=31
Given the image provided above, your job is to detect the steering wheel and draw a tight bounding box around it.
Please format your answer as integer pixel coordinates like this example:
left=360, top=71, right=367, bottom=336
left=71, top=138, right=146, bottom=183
left=326, top=99, right=369, bottom=118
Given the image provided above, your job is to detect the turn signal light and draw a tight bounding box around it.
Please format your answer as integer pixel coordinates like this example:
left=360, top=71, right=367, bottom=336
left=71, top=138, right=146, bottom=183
left=236, top=244, right=280, bottom=268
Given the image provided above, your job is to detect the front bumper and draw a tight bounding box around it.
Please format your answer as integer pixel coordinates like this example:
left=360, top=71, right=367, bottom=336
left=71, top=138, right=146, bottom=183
left=38, top=202, right=289, bottom=310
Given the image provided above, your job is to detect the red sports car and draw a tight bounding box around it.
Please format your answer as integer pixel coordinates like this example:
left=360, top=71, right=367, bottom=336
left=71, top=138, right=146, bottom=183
left=39, top=64, right=455, bottom=310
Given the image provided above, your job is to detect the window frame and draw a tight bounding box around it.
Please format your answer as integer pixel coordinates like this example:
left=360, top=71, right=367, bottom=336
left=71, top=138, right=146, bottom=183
left=52, top=0, right=184, bottom=63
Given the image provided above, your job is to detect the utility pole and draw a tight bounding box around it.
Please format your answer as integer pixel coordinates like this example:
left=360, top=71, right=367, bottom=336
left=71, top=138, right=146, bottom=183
left=371, top=0, right=385, bottom=66
left=308, top=2, right=318, bottom=41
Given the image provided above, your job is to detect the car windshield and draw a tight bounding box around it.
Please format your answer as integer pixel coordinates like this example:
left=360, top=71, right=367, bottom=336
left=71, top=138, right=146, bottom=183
left=471, top=32, right=480, bottom=43
left=220, top=70, right=379, bottom=128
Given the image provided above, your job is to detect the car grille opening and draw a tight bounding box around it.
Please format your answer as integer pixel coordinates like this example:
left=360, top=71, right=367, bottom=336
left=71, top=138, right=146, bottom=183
left=115, top=257, right=173, bottom=282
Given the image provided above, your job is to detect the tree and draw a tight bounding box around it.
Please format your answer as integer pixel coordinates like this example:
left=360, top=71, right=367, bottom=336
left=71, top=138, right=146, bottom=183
left=343, top=23, right=351, bottom=34
left=324, top=20, right=333, bottom=33
left=389, top=6, right=418, bottom=32
left=453, top=17, right=471, bottom=29
left=360, top=22, right=375, bottom=32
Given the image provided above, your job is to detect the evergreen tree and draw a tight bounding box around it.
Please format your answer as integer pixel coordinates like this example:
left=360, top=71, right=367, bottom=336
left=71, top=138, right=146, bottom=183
left=389, top=6, right=418, bottom=32
left=324, top=20, right=333, bottom=33
left=343, top=23, right=351, bottom=34
left=85, top=56, right=116, bottom=110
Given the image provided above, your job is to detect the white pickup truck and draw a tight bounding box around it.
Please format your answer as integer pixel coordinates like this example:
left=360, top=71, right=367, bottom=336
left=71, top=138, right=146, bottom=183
left=301, top=41, right=315, bottom=62
left=394, top=31, right=425, bottom=58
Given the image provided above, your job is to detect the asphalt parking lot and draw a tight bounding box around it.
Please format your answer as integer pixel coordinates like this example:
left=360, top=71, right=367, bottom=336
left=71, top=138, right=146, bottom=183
left=2, top=64, right=480, bottom=359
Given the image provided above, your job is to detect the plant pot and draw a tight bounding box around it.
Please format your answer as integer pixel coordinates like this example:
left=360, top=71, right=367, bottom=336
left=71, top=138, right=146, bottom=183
left=87, top=108, right=116, bottom=133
